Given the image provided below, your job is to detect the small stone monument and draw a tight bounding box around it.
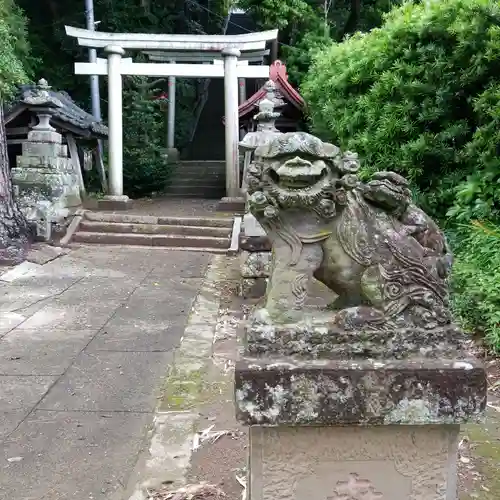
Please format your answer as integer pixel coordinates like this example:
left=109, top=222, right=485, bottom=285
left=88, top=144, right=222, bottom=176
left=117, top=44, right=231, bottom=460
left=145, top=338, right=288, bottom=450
left=238, top=81, right=283, bottom=297
left=235, top=132, right=486, bottom=500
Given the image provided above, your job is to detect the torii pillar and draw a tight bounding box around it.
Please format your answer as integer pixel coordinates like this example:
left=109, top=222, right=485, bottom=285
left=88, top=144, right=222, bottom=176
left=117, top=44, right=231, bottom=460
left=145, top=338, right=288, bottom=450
left=99, top=44, right=133, bottom=210
left=222, top=48, right=241, bottom=199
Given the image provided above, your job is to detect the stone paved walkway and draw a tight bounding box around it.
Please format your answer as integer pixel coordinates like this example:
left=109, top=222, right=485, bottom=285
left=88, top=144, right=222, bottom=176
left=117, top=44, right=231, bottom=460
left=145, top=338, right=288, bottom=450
left=0, top=246, right=212, bottom=500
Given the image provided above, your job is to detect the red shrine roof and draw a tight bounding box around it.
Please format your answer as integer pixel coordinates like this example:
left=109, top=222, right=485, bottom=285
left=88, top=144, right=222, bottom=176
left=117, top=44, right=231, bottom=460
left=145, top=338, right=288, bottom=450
left=238, top=60, right=306, bottom=119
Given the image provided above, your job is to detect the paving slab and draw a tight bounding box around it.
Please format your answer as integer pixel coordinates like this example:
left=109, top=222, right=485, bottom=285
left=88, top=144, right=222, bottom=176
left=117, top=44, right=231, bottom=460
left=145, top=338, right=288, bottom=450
left=151, top=253, right=211, bottom=279
left=88, top=322, right=186, bottom=352
left=26, top=243, right=69, bottom=265
left=0, top=375, right=56, bottom=411
left=0, top=410, right=151, bottom=500
left=54, top=276, right=145, bottom=303
left=128, top=279, right=203, bottom=313
left=124, top=255, right=238, bottom=500
left=38, top=351, right=172, bottom=412
left=15, top=276, right=143, bottom=331
left=0, top=246, right=214, bottom=499
left=0, top=275, right=79, bottom=313
left=0, top=410, right=29, bottom=440
left=19, top=300, right=121, bottom=331
left=0, top=329, right=95, bottom=376
left=0, top=311, right=25, bottom=337
left=0, top=261, right=42, bottom=282
left=69, top=246, right=209, bottom=279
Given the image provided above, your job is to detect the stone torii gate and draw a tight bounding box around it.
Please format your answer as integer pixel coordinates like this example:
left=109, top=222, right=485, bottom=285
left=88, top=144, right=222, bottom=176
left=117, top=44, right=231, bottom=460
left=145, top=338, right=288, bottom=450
left=65, top=26, right=277, bottom=208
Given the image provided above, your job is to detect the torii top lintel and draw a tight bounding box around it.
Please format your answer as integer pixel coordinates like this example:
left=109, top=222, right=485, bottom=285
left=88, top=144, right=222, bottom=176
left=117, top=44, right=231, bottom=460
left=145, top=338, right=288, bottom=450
left=65, top=26, right=278, bottom=52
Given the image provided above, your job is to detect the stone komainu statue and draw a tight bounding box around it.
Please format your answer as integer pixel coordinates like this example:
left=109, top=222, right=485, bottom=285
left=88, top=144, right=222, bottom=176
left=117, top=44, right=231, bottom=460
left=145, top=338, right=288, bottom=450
left=246, top=132, right=453, bottom=330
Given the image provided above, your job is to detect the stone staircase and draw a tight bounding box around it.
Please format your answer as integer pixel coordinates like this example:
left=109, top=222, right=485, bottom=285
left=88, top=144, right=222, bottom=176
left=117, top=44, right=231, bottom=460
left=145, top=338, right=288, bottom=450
left=72, top=211, right=233, bottom=253
left=164, top=160, right=226, bottom=198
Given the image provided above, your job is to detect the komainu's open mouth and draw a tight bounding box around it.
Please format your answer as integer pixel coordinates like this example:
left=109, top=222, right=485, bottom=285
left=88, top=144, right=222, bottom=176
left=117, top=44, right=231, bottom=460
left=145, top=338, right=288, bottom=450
left=268, top=168, right=328, bottom=191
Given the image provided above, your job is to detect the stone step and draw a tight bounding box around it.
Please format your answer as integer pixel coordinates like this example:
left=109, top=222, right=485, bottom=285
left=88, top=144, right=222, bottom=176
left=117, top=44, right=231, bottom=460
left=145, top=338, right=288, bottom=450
left=73, top=231, right=230, bottom=249
left=84, top=211, right=234, bottom=228
left=79, top=220, right=231, bottom=238
left=176, top=161, right=225, bottom=167
left=173, top=166, right=225, bottom=171
left=170, top=169, right=225, bottom=175
left=70, top=242, right=228, bottom=254
left=166, top=178, right=225, bottom=187
left=169, top=168, right=226, bottom=176
left=163, top=186, right=226, bottom=198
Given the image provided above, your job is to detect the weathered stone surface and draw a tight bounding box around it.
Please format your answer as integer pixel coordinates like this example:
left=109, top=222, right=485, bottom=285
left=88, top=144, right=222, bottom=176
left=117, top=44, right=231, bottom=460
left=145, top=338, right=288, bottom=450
left=235, top=357, right=486, bottom=426
left=243, top=213, right=266, bottom=238
left=97, top=195, right=133, bottom=211
left=27, top=130, right=62, bottom=144
left=240, top=251, right=272, bottom=278
left=217, top=196, right=245, bottom=213
left=12, top=118, right=82, bottom=241
left=15, top=155, right=69, bottom=170
left=239, top=277, right=268, bottom=298
left=245, top=312, right=470, bottom=359
left=239, top=234, right=272, bottom=252
left=22, top=141, right=67, bottom=158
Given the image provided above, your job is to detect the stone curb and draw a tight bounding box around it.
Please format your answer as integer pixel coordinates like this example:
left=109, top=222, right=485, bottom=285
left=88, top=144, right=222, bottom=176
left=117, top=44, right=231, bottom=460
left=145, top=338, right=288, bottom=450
left=125, top=255, right=232, bottom=500
left=59, top=208, right=85, bottom=246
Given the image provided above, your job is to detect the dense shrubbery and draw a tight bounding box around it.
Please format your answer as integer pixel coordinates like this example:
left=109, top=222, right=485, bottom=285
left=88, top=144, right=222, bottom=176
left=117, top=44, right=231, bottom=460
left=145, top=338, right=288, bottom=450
left=122, top=79, right=166, bottom=198
left=0, top=0, right=30, bottom=96
left=302, top=0, right=500, bottom=221
left=302, top=0, right=500, bottom=351
left=451, top=222, right=500, bottom=351
left=239, top=0, right=403, bottom=86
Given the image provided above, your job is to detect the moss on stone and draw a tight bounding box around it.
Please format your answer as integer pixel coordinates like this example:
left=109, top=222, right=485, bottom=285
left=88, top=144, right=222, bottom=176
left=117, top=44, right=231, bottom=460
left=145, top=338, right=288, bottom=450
left=159, top=361, right=232, bottom=412
left=159, top=367, right=206, bottom=411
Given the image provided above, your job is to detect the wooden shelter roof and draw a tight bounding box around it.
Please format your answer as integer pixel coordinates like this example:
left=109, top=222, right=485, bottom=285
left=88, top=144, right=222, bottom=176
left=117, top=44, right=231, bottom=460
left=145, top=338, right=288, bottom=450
left=237, top=60, right=305, bottom=121
left=5, top=79, right=108, bottom=138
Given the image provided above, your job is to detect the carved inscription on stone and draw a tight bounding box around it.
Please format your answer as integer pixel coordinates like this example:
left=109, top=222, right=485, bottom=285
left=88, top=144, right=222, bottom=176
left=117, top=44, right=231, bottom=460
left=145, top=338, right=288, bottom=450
left=327, top=473, right=383, bottom=500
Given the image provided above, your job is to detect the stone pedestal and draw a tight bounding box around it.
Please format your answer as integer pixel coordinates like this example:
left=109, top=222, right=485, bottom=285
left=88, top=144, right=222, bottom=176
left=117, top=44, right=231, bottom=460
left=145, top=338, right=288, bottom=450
left=235, top=320, right=487, bottom=500
left=217, top=196, right=245, bottom=213
left=12, top=118, right=82, bottom=240
left=248, top=425, right=459, bottom=500
left=165, top=147, right=179, bottom=163
left=239, top=213, right=271, bottom=297
left=239, top=251, right=271, bottom=298
left=97, top=194, right=133, bottom=211
left=234, top=130, right=488, bottom=500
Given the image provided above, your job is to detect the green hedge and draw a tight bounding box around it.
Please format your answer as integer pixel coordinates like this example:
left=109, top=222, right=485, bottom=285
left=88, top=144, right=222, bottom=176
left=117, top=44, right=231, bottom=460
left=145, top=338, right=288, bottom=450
left=301, top=0, right=500, bottom=220
left=451, top=222, right=500, bottom=352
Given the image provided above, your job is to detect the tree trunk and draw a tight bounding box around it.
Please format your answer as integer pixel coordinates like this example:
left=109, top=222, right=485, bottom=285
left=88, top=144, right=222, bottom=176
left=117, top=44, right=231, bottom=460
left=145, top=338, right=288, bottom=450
left=0, top=102, right=32, bottom=264
left=340, top=0, right=362, bottom=39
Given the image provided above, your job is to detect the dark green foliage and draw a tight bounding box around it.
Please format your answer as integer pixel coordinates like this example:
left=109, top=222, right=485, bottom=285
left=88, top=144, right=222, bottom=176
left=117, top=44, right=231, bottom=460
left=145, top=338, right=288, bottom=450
left=302, top=0, right=500, bottom=220
left=451, top=222, right=500, bottom=352
left=239, top=0, right=403, bottom=85
left=122, top=78, right=165, bottom=198
left=0, top=0, right=31, bottom=96
left=448, top=83, right=500, bottom=222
